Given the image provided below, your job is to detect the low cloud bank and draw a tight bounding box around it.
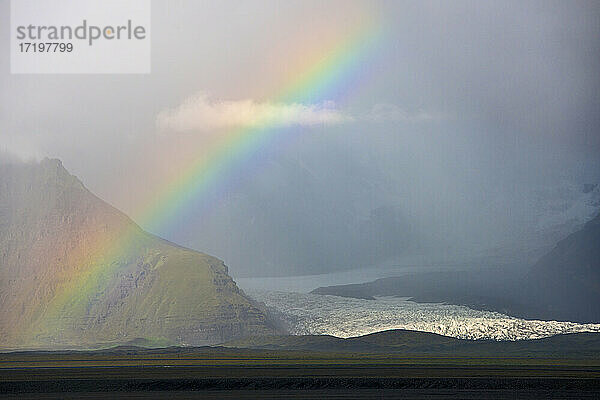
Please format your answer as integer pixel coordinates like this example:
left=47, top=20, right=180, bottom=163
left=156, top=93, right=351, bottom=133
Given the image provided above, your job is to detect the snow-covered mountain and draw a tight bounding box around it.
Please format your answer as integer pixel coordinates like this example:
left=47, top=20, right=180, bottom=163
left=472, top=182, right=600, bottom=266
left=530, top=183, right=599, bottom=236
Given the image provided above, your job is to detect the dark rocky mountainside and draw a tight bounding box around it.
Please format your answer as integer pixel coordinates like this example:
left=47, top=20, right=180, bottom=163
left=524, top=212, right=600, bottom=321
left=0, top=159, right=277, bottom=349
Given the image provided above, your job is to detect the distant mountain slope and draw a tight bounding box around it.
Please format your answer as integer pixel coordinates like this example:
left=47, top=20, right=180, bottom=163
left=0, top=159, right=276, bottom=349
left=311, top=269, right=528, bottom=315
left=312, top=212, right=600, bottom=323
left=525, top=212, right=600, bottom=322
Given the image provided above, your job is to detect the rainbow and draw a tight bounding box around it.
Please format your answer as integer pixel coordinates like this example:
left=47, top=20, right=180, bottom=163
left=30, top=17, right=385, bottom=340
left=139, top=20, right=384, bottom=236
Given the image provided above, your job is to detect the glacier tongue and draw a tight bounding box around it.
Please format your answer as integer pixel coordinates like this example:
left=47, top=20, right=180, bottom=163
left=248, top=290, right=600, bottom=341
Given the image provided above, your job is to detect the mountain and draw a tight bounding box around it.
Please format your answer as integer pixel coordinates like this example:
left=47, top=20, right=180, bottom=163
left=525, top=211, right=600, bottom=322
left=0, top=158, right=277, bottom=349
left=312, top=212, right=600, bottom=323
left=311, top=268, right=528, bottom=314
left=490, top=182, right=600, bottom=265
left=528, top=183, right=600, bottom=238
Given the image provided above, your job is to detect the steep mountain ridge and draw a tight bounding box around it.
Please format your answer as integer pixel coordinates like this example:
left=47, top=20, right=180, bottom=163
left=0, top=159, right=276, bottom=349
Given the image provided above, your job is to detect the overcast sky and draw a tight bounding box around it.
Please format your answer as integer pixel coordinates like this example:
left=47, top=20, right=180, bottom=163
left=1, top=0, right=599, bottom=276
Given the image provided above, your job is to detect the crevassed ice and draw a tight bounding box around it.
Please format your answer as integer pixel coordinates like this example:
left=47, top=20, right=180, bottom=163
left=248, top=290, right=600, bottom=341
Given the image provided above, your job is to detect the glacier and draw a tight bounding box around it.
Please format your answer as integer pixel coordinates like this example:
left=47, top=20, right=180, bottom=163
left=248, top=290, right=600, bottom=341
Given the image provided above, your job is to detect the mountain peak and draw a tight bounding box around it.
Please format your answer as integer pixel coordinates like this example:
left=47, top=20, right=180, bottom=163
left=0, top=160, right=277, bottom=349
left=39, top=157, right=79, bottom=181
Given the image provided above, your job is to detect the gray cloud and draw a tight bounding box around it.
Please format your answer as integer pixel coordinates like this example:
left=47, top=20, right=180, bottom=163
left=1, top=0, right=599, bottom=277
left=365, top=103, right=441, bottom=123
left=0, top=134, right=42, bottom=161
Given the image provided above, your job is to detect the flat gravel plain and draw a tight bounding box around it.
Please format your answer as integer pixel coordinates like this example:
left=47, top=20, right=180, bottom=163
left=1, top=348, right=599, bottom=399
